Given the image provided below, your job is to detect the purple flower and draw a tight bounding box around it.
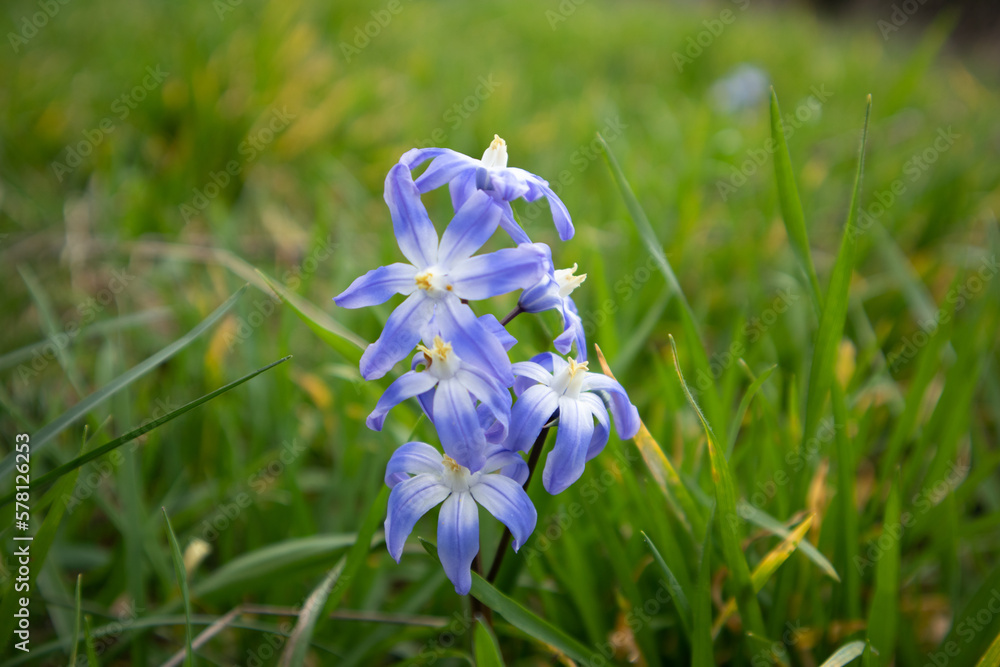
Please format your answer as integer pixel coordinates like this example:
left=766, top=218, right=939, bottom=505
left=334, top=164, right=546, bottom=382
left=366, top=336, right=511, bottom=472
left=518, top=244, right=588, bottom=361
left=384, top=442, right=535, bottom=595
left=504, top=353, right=640, bottom=494
left=399, top=135, right=574, bottom=244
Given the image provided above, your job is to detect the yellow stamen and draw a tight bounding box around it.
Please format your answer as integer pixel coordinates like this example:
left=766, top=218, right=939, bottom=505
left=442, top=455, right=462, bottom=472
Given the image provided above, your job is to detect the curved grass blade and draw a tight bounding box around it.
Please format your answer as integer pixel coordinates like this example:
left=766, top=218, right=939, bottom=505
left=770, top=88, right=822, bottom=309
left=0, top=355, right=291, bottom=507
left=280, top=558, right=347, bottom=667
left=597, top=133, right=724, bottom=438
left=641, top=531, right=692, bottom=639
left=256, top=268, right=365, bottom=362
left=162, top=508, right=195, bottom=667
left=83, top=616, right=99, bottom=667
left=735, top=503, right=839, bottom=582
left=727, top=362, right=777, bottom=457
left=668, top=334, right=765, bottom=638
left=474, top=618, right=506, bottom=667
left=712, top=515, right=814, bottom=638
left=594, top=344, right=704, bottom=539
left=819, top=640, right=867, bottom=667
left=801, top=97, right=871, bottom=459
left=419, top=539, right=594, bottom=664
left=0, top=284, right=250, bottom=481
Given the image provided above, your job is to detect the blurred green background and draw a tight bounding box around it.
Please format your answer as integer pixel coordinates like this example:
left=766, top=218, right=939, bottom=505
left=2, top=0, right=999, bottom=664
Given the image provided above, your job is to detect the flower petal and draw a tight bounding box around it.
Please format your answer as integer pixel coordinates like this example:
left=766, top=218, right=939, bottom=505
left=542, top=396, right=595, bottom=494
left=471, top=475, right=537, bottom=551
left=496, top=200, right=532, bottom=245
left=456, top=367, right=511, bottom=443
left=554, top=299, right=587, bottom=362
left=384, top=164, right=438, bottom=268
left=411, top=150, right=476, bottom=193
left=584, top=375, right=641, bottom=440
left=367, top=371, right=440, bottom=431
left=512, top=360, right=554, bottom=387
left=438, top=191, right=501, bottom=267
left=385, top=474, right=450, bottom=561
left=478, top=313, right=517, bottom=351
left=450, top=244, right=547, bottom=301
left=481, top=446, right=529, bottom=484
left=437, top=492, right=480, bottom=595
left=433, top=377, right=487, bottom=472
left=384, top=441, right=446, bottom=487
left=359, top=291, right=434, bottom=380
left=334, top=263, right=417, bottom=309
left=580, top=393, right=610, bottom=461
left=435, top=297, right=513, bottom=385
left=504, top=384, right=559, bottom=453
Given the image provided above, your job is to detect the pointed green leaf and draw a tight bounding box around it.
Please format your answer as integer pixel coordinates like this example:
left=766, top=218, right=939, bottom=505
left=162, top=508, right=195, bottom=667
left=473, top=618, right=506, bottom=667
left=866, top=471, right=901, bottom=666
left=641, top=530, right=692, bottom=639
left=819, top=640, right=867, bottom=667
left=280, top=558, right=346, bottom=667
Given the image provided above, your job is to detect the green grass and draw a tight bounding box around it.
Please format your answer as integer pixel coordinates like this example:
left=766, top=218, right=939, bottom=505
left=2, top=0, right=1000, bottom=664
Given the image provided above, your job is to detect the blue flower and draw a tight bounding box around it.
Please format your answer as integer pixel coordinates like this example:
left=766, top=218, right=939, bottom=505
left=366, top=336, right=511, bottom=472
left=334, top=164, right=547, bottom=382
left=504, top=353, right=640, bottom=494
left=518, top=243, right=588, bottom=361
left=399, top=135, right=574, bottom=244
left=384, top=442, right=535, bottom=595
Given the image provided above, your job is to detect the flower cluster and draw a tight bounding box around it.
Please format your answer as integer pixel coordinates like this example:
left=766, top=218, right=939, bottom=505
left=335, top=135, right=640, bottom=594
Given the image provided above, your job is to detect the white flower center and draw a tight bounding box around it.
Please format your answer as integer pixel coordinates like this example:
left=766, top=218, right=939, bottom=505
left=549, top=357, right=589, bottom=399
left=417, top=336, right=462, bottom=380
left=480, top=134, right=508, bottom=169
left=441, top=455, right=475, bottom=493
left=414, top=266, right=452, bottom=298
left=553, top=263, right=587, bottom=298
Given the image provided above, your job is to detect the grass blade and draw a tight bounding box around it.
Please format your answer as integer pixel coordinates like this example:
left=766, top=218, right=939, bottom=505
left=473, top=617, right=506, bottom=667
left=819, top=640, right=867, bottom=667
left=866, top=472, right=901, bottom=666
left=727, top=363, right=777, bottom=457
left=769, top=88, right=822, bottom=309
left=69, top=574, right=83, bottom=667
left=280, top=558, right=347, bottom=667
left=975, top=630, right=1000, bottom=667
left=0, top=284, right=250, bottom=481
left=597, top=133, right=724, bottom=437
left=641, top=530, right=693, bottom=639
left=419, top=539, right=595, bottom=664
left=0, top=355, right=292, bottom=506
left=801, top=97, right=871, bottom=461
left=691, top=513, right=714, bottom=667
left=83, top=616, right=99, bottom=667
left=256, top=268, right=365, bottom=362
left=162, top=508, right=195, bottom=667
left=668, top=334, right=765, bottom=638
left=712, top=515, right=814, bottom=637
